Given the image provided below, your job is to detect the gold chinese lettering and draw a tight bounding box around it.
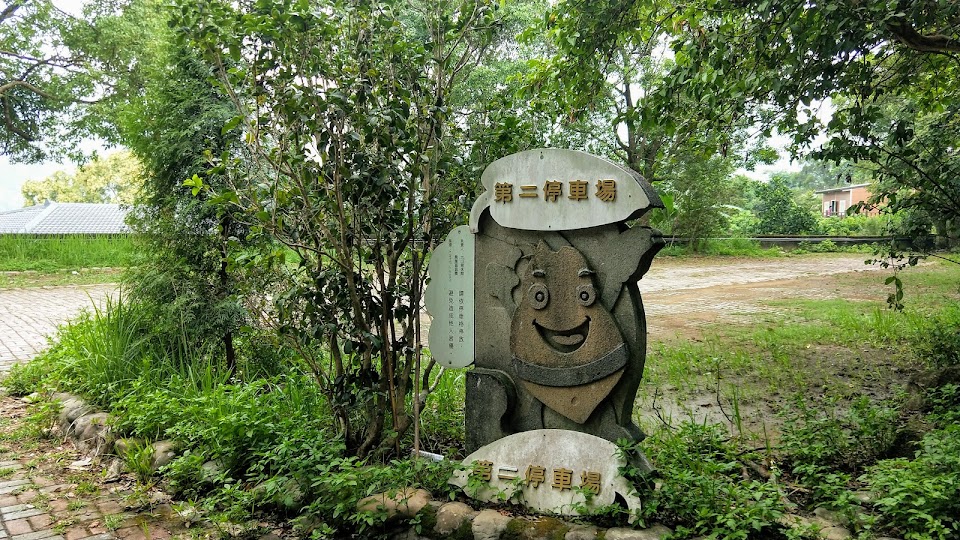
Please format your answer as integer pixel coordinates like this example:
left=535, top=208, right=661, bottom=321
left=519, top=185, right=538, bottom=199
left=568, top=180, right=588, bottom=201
left=580, top=471, right=601, bottom=494
left=551, top=468, right=574, bottom=491
left=473, top=460, right=494, bottom=482
left=494, top=182, right=513, bottom=203
left=525, top=465, right=546, bottom=488
left=595, top=179, right=617, bottom=202
left=543, top=181, right=563, bottom=202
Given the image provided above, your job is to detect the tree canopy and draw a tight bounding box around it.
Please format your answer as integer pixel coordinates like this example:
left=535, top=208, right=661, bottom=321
left=533, top=0, right=959, bottom=244
left=21, top=150, right=144, bottom=205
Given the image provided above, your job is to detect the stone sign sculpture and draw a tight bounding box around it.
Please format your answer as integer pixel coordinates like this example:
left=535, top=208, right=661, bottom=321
left=426, top=148, right=663, bottom=517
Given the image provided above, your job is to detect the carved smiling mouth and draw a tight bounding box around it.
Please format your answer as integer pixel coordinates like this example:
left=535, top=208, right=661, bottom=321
left=533, top=317, right=591, bottom=354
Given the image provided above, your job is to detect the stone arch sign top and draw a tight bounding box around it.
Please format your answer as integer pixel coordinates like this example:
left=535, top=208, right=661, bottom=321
left=469, top=148, right=663, bottom=233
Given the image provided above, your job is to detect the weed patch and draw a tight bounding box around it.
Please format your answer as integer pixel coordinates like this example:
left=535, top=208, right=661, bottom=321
left=634, top=422, right=785, bottom=538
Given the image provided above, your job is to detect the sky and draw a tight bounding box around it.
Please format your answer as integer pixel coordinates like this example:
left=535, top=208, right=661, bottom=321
left=0, top=158, right=72, bottom=211
left=0, top=138, right=110, bottom=212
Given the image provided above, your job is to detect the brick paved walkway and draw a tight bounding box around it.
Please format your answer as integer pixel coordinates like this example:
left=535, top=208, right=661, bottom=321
left=0, top=397, right=188, bottom=540
left=0, top=285, right=117, bottom=372
left=0, top=456, right=179, bottom=540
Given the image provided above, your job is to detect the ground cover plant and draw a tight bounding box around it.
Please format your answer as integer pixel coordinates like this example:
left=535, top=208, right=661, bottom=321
left=0, top=235, right=135, bottom=272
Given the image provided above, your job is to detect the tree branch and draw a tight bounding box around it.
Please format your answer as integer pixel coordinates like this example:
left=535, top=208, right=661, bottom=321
left=887, top=21, right=960, bottom=54
left=0, top=1, right=21, bottom=24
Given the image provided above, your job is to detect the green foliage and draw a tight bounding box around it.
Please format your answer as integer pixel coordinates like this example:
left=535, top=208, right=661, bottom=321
left=34, top=295, right=163, bottom=407
left=0, top=0, right=166, bottom=162
left=659, top=156, right=740, bottom=250
left=659, top=238, right=783, bottom=258
left=816, top=214, right=899, bottom=237
left=21, top=151, right=145, bottom=206
left=910, top=304, right=960, bottom=368
left=772, top=160, right=860, bottom=193
left=9, top=296, right=463, bottom=536
left=0, top=235, right=135, bottom=271
left=117, top=24, right=254, bottom=377
left=173, top=0, right=504, bottom=458
left=754, top=178, right=819, bottom=235
left=0, top=0, right=94, bottom=162
left=120, top=440, right=156, bottom=485
left=791, top=240, right=877, bottom=255
left=779, top=397, right=898, bottom=505
left=636, top=423, right=785, bottom=538
left=863, top=426, right=960, bottom=540
left=5, top=358, right=51, bottom=396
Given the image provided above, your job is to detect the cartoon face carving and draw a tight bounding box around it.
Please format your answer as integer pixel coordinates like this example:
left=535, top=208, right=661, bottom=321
left=509, top=242, right=628, bottom=423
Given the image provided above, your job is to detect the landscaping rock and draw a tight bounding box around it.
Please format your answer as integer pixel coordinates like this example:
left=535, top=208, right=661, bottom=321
left=150, top=440, right=179, bottom=470
left=814, top=507, right=851, bottom=527
left=503, top=516, right=569, bottom=539
left=565, top=524, right=600, bottom=539
left=201, top=460, right=225, bottom=483
left=72, top=412, right=112, bottom=454
left=604, top=524, right=672, bottom=540
left=820, top=526, right=852, bottom=540
left=851, top=491, right=875, bottom=504
left=472, top=509, right=511, bottom=540
left=434, top=501, right=477, bottom=536
left=113, top=437, right=143, bottom=456
left=779, top=514, right=816, bottom=530
left=103, top=457, right=125, bottom=482
left=357, top=488, right=431, bottom=520
left=392, top=529, right=430, bottom=540
left=55, top=393, right=92, bottom=433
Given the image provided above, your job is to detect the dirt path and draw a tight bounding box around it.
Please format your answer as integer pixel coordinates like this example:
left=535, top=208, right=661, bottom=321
left=640, top=254, right=885, bottom=340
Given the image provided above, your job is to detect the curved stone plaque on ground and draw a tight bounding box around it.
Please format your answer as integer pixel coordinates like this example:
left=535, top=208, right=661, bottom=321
left=449, top=429, right=642, bottom=522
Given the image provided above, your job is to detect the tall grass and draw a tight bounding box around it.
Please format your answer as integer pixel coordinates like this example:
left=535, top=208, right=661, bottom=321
left=0, top=234, right=136, bottom=271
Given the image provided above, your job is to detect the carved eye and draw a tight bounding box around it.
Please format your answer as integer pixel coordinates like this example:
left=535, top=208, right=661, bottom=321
left=529, top=283, right=549, bottom=310
left=576, top=284, right=595, bottom=307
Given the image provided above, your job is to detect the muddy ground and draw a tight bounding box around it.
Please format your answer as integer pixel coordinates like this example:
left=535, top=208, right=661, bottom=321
left=641, top=253, right=886, bottom=340
left=635, top=253, right=912, bottom=440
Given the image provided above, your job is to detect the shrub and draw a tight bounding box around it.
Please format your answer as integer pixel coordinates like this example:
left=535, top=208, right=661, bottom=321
left=911, top=305, right=960, bottom=368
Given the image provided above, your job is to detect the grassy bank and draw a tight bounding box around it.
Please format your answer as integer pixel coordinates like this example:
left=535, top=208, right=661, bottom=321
left=0, top=235, right=136, bottom=272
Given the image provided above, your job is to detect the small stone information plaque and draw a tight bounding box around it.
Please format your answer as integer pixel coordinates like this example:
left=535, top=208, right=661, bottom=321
left=424, top=225, right=475, bottom=368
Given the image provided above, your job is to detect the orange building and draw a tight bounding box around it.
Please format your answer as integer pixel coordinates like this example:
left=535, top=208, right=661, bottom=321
left=815, top=183, right=878, bottom=217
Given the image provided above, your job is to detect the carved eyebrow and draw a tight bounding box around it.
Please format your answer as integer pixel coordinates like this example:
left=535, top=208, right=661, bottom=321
left=532, top=269, right=546, bottom=278
left=578, top=268, right=594, bottom=277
